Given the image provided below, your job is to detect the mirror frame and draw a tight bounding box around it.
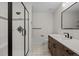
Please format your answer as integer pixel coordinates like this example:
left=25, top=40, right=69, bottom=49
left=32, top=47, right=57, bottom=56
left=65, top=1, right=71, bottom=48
left=61, top=2, right=79, bottom=29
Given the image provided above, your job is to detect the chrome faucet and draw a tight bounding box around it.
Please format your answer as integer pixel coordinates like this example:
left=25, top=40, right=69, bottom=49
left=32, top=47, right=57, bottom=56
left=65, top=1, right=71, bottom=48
left=64, top=33, right=69, bottom=38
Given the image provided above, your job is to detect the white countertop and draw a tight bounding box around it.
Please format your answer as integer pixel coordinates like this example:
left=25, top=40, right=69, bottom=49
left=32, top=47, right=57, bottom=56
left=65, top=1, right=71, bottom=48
left=49, top=34, right=79, bottom=55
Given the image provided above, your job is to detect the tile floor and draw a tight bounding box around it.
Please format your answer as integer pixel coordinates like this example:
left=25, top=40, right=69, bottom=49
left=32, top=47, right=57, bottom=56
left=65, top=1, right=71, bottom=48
left=31, top=41, right=51, bottom=56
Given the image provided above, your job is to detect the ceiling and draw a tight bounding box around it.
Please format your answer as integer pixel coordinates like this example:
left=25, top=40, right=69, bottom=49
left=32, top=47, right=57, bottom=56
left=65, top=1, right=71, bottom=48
left=32, top=2, right=62, bottom=13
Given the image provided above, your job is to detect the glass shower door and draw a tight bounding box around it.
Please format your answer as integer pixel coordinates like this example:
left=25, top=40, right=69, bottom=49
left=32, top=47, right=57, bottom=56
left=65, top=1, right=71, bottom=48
left=13, top=2, right=25, bottom=56
left=0, top=2, right=29, bottom=56
left=0, top=2, right=8, bottom=56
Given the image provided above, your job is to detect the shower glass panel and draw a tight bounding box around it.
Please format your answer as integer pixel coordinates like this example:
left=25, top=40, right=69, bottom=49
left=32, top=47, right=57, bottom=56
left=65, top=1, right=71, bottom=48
left=25, top=7, right=29, bottom=55
left=13, top=2, right=29, bottom=56
left=13, top=2, right=25, bottom=56
left=0, top=2, right=8, bottom=56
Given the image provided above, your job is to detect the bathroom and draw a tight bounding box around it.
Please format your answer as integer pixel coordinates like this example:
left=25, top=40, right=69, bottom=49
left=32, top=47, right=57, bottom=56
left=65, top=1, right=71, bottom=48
left=0, top=1, right=79, bottom=56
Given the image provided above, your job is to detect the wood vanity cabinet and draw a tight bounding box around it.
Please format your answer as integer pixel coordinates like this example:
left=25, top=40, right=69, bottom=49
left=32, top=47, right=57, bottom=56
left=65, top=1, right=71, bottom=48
left=48, top=35, right=78, bottom=56
left=63, top=46, right=78, bottom=56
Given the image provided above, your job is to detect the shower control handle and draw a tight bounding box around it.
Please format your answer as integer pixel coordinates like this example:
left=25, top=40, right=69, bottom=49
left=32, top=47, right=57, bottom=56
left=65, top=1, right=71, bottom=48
left=17, top=26, right=26, bottom=36
left=22, top=29, right=26, bottom=36
left=24, top=29, right=26, bottom=36
left=22, top=29, right=24, bottom=36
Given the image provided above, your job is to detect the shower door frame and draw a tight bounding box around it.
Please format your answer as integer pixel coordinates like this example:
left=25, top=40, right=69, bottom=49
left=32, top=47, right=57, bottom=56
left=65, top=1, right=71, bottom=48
left=8, top=2, right=12, bottom=56
left=21, top=2, right=30, bottom=56
left=8, top=2, right=29, bottom=56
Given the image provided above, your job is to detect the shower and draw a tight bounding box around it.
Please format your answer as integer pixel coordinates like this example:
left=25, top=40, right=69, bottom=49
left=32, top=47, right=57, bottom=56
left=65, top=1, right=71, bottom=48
left=0, top=2, right=29, bottom=56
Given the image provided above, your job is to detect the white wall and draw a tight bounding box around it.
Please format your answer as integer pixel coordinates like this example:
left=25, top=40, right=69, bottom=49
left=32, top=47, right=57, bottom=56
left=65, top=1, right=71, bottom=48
left=54, top=2, right=79, bottom=39
left=32, top=11, right=54, bottom=45
left=0, top=2, right=8, bottom=56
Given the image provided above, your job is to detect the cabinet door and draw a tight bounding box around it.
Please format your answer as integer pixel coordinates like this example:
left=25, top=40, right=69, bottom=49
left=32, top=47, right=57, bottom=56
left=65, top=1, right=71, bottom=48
left=52, top=43, right=57, bottom=56
left=50, top=38, right=57, bottom=56
left=48, top=37, right=50, bottom=49
left=52, top=40, right=65, bottom=56
left=63, top=46, right=78, bottom=56
left=48, top=36, right=51, bottom=49
left=51, top=45, right=55, bottom=55
left=55, top=43, right=64, bottom=56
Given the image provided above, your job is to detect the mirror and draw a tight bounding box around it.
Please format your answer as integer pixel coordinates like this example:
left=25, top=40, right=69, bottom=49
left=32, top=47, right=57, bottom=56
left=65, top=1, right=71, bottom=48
left=61, top=2, right=79, bottom=29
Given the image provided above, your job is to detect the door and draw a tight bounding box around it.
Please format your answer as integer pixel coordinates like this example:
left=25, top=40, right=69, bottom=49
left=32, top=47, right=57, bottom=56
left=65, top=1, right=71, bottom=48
left=12, top=2, right=29, bottom=56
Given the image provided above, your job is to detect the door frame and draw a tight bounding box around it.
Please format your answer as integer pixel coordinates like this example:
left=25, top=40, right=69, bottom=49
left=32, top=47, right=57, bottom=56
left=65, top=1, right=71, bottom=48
left=21, top=2, right=30, bottom=56
left=8, top=2, right=12, bottom=56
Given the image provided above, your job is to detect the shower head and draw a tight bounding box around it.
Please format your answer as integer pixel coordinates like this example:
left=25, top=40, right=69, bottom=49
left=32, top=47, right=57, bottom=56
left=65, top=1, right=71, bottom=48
left=16, top=12, right=21, bottom=15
